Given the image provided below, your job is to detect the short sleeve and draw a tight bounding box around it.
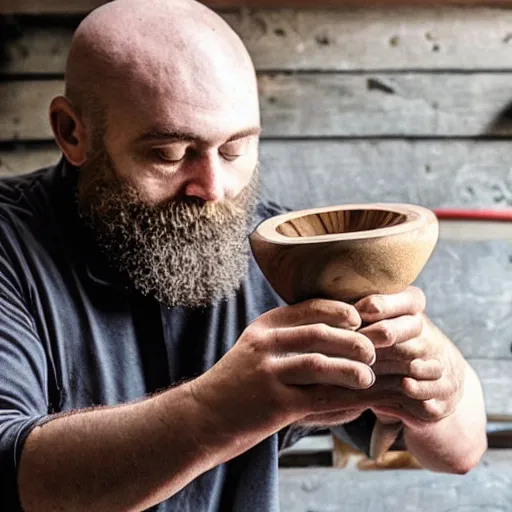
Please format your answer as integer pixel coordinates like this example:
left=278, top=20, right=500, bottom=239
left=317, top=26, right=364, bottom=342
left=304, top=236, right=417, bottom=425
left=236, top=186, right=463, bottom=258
left=0, top=237, right=49, bottom=509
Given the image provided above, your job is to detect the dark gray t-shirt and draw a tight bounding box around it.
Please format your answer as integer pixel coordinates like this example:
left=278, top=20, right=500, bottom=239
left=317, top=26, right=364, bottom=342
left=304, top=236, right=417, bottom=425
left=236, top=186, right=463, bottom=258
left=0, top=159, right=372, bottom=510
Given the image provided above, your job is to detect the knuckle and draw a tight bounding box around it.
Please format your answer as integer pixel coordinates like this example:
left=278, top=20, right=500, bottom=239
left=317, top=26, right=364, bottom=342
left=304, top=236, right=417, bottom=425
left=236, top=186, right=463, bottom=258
left=258, top=356, right=277, bottom=378
left=336, top=303, right=361, bottom=327
left=365, top=295, right=386, bottom=315
left=351, top=335, right=375, bottom=364
left=306, top=298, right=330, bottom=317
left=311, top=323, right=331, bottom=341
left=407, top=359, right=418, bottom=377
left=243, top=328, right=265, bottom=353
left=402, top=377, right=418, bottom=397
left=262, top=327, right=280, bottom=350
left=304, top=353, right=327, bottom=374
left=347, top=365, right=372, bottom=389
left=375, top=321, right=395, bottom=345
left=419, top=400, right=445, bottom=421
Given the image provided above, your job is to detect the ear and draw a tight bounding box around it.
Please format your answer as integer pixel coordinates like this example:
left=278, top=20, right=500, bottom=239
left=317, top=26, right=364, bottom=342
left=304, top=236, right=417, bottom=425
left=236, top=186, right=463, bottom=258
left=49, top=96, right=88, bottom=166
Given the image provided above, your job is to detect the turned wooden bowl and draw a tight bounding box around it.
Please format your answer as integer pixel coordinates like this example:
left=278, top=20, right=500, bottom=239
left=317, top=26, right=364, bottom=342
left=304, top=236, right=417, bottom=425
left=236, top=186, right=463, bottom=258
left=250, top=203, right=439, bottom=459
left=250, top=203, right=439, bottom=306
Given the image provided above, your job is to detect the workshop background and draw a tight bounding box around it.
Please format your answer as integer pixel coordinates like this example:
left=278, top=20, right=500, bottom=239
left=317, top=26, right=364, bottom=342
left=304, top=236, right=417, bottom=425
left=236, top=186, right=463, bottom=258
left=1, top=1, right=512, bottom=510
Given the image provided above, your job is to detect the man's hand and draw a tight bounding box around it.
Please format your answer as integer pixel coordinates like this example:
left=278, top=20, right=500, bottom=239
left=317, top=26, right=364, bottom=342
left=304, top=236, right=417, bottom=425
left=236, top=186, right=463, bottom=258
left=353, top=286, right=487, bottom=473
left=354, top=286, right=465, bottom=428
left=189, top=299, right=381, bottom=459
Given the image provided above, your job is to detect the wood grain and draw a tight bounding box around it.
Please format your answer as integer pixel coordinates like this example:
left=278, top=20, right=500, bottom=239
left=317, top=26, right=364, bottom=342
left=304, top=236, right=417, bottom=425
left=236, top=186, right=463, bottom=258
left=4, top=75, right=512, bottom=141
left=4, top=8, right=512, bottom=73
left=279, top=467, right=512, bottom=511
left=258, top=139, right=512, bottom=210
left=469, top=360, right=512, bottom=417
left=258, top=73, right=512, bottom=137
left=3, top=1, right=512, bottom=14
left=480, top=448, right=512, bottom=468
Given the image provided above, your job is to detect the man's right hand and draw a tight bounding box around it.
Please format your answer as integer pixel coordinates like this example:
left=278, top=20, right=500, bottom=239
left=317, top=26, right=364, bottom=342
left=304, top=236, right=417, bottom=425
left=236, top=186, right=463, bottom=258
left=188, top=299, right=377, bottom=462
left=16, top=299, right=376, bottom=512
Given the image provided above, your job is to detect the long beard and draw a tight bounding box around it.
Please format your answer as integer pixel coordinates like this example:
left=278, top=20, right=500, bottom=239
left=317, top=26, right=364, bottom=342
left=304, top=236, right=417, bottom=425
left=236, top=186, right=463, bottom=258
left=77, top=150, right=259, bottom=308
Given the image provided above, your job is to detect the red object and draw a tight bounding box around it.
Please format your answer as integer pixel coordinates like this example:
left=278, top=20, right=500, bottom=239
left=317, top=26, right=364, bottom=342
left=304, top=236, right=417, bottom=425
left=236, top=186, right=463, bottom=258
left=433, top=208, right=512, bottom=222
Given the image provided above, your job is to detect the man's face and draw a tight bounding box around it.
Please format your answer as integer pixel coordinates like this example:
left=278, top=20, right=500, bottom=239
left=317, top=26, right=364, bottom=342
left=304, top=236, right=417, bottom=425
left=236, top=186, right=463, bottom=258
left=77, top=63, right=261, bottom=308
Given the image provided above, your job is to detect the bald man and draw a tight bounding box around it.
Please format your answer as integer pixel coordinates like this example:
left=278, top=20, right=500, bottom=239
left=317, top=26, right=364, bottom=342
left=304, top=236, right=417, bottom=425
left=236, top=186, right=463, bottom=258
left=0, top=0, right=487, bottom=510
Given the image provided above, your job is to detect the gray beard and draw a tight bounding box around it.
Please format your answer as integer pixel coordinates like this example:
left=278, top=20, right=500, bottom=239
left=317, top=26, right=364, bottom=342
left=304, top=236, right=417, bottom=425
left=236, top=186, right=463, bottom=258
left=77, top=151, right=259, bottom=308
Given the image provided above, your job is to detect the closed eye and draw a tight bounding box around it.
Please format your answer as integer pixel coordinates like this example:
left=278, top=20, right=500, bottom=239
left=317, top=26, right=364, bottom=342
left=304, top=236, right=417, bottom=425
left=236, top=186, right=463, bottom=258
left=220, top=138, right=251, bottom=161
left=153, top=144, right=188, bottom=163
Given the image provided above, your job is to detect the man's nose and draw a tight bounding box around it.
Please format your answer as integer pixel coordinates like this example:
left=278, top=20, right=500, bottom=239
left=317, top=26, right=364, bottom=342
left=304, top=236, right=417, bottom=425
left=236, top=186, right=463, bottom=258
left=184, top=154, right=226, bottom=202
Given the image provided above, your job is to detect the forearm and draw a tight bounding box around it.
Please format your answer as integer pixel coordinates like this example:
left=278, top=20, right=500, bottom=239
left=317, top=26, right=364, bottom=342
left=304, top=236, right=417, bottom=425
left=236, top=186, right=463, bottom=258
left=18, top=382, right=249, bottom=512
left=404, top=362, right=487, bottom=474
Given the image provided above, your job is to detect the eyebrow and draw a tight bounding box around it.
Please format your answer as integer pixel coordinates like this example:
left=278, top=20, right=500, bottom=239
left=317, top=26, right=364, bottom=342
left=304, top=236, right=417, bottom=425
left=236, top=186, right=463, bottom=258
left=136, top=126, right=261, bottom=145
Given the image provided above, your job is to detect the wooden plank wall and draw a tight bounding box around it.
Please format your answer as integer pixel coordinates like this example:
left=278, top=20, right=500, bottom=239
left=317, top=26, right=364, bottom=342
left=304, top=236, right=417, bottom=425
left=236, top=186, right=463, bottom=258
left=279, top=467, right=512, bottom=510
left=1, top=6, right=512, bottom=420
left=3, top=0, right=512, bottom=15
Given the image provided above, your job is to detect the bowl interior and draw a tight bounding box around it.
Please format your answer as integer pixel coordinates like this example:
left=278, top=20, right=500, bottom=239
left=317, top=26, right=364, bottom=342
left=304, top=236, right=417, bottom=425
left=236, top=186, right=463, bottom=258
left=276, top=209, right=407, bottom=238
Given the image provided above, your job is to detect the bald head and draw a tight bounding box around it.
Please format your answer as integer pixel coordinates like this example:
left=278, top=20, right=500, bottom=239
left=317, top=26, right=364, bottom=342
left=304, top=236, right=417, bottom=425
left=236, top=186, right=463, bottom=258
left=65, top=0, right=257, bottom=124
left=51, top=0, right=260, bottom=206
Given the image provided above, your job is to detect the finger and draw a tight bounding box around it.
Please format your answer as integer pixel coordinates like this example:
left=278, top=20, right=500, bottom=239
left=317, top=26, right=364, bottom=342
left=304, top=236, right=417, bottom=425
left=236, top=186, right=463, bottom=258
left=359, top=314, right=424, bottom=348
left=297, top=409, right=366, bottom=427
left=266, top=299, right=362, bottom=330
left=376, top=337, right=429, bottom=361
left=374, top=399, right=451, bottom=425
left=371, top=405, right=429, bottom=427
left=402, top=376, right=452, bottom=401
left=372, top=359, right=443, bottom=380
left=273, top=324, right=376, bottom=365
left=366, top=375, right=405, bottom=398
left=290, top=374, right=414, bottom=415
left=277, top=353, right=375, bottom=390
left=354, top=286, right=426, bottom=324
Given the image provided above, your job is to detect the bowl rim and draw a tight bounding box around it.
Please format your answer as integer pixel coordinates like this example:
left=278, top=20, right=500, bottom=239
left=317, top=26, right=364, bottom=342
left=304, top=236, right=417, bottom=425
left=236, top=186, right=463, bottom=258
left=252, top=203, right=438, bottom=245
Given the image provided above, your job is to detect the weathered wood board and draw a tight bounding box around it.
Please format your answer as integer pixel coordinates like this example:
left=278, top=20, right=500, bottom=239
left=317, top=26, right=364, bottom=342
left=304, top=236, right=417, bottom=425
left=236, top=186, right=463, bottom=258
left=4, top=8, right=512, bottom=73
left=280, top=436, right=512, bottom=467
left=258, top=73, right=512, bottom=137
left=258, top=140, right=512, bottom=210
left=3, top=0, right=512, bottom=14
left=468, top=360, right=512, bottom=418
left=418, top=242, right=512, bottom=361
left=3, top=75, right=512, bottom=141
left=278, top=468, right=512, bottom=511
left=480, top=448, right=512, bottom=467
left=0, top=81, right=61, bottom=141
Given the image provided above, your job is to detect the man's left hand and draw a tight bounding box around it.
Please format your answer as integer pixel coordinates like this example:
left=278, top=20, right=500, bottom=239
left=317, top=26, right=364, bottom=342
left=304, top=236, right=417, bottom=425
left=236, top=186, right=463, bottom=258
left=354, top=286, right=466, bottom=428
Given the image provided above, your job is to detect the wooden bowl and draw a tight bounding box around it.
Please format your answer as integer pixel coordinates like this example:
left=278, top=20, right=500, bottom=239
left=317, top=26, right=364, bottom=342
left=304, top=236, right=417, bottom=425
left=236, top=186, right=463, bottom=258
left=250, top=203, right=439, bottom=305
left=250, top=203, right=439, bottom=460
